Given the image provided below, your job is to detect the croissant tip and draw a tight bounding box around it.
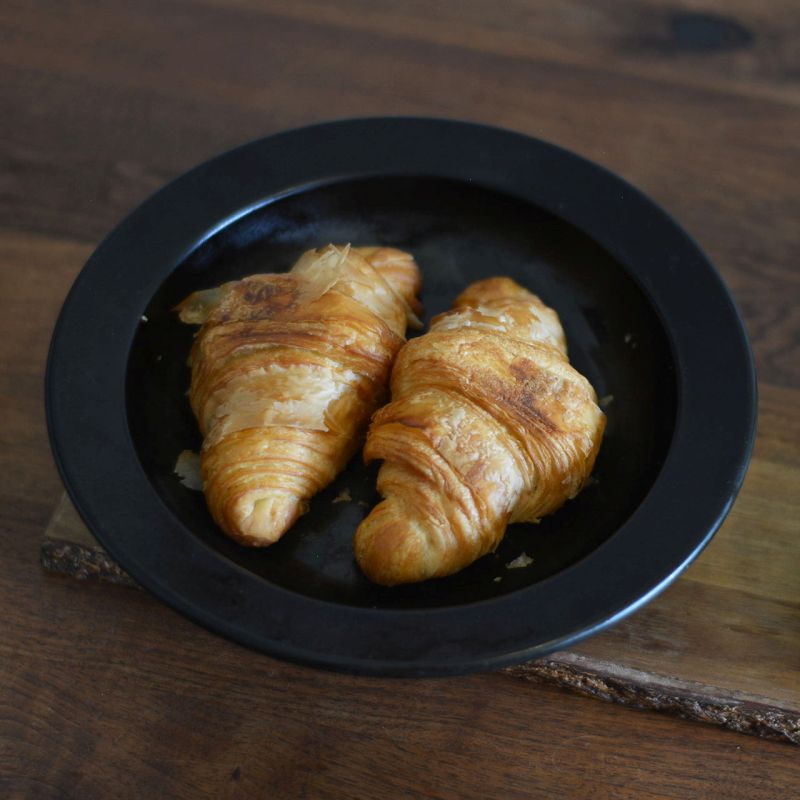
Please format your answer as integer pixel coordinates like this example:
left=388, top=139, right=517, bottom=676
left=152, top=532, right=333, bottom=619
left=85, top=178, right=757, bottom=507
left=354, top=509, right=430, bottom=586
left=224, top=492, right=305, bottom=546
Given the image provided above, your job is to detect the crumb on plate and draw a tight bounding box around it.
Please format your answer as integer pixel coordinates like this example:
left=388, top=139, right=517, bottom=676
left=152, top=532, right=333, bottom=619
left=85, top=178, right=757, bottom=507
left=333, top=488, right=352, bottom=504
left=174, top=450, right=202, bottom=491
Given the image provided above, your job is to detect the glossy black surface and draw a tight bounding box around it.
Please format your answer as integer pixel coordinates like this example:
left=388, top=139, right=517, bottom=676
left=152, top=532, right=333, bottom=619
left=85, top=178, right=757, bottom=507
left=127, top=177, right=675, bottom=609
left=47, top=118, right=756, bottom=674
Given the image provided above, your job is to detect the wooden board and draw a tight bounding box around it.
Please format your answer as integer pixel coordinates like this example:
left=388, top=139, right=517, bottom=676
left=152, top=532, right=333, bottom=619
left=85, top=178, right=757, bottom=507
left=42, top=382, right=800, bottom=744
left=5, top=0, right=800, bottom=794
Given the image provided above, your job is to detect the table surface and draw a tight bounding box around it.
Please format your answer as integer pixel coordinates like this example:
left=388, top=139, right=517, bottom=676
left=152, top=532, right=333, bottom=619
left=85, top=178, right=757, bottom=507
left=2, top=1, right=799, bottom=797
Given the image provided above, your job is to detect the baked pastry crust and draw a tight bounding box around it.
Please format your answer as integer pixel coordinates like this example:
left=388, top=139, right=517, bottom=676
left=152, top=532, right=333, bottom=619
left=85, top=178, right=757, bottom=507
left=354, top=277, right=605, bottom=585
left=177, top=245, right=422, bottom=545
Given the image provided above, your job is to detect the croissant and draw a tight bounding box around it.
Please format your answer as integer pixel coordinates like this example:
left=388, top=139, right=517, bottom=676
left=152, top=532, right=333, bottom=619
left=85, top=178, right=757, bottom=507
left=177, top=245, right=422, bottom=546
left=354, top=277, right=605, bottom=585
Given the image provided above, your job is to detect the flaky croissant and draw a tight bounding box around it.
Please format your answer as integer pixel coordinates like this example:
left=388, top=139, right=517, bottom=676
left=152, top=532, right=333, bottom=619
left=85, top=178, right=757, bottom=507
left=177, top=245, right=422, bottom=546
left=354, top=277, right=605, bottom=585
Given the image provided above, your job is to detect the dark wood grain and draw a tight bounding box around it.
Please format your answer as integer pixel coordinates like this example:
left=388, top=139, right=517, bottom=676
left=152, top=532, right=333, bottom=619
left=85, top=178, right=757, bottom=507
left=40, top=380, right=800, bottom=743
left=2, top=0, right=799, bottom=387
left=2, top=0, right=799, bottom=797
left=3, top=574, right=798, bottom=800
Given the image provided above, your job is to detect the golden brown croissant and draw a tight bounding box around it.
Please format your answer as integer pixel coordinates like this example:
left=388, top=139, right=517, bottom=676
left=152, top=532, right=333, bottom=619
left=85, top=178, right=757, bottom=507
left=354, top=277, right=605, bottom=585
left=177, top=245, right=422, bottom=546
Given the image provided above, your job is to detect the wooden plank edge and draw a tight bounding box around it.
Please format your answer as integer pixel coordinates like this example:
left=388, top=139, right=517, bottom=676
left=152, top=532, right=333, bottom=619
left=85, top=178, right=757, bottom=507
left=39, top=529, right=799, bottom=746
left=504, top=658, right=800, bottom=746
left=40, top=538, right=136, bottom=587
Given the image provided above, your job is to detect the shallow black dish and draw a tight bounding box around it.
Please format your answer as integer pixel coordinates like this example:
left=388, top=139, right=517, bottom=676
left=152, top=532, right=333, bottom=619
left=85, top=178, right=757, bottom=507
left=47, top=118, right=756, bottom=675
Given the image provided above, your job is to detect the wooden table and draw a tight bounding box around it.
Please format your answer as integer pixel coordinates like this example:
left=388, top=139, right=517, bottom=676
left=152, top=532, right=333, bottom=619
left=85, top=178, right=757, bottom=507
left=2, top=1, right=798, bottom=797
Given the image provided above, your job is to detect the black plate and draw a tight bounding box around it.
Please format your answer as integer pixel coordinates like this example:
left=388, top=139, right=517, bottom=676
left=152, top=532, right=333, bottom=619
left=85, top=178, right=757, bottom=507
left=47, top=118, right=756, bottom=675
